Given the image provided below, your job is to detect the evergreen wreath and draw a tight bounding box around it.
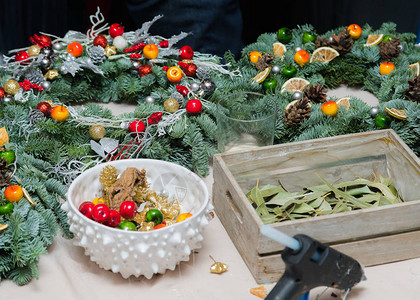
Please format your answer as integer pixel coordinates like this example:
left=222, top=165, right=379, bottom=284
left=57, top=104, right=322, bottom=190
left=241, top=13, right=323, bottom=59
left=0, top=8, right=419, bottom=284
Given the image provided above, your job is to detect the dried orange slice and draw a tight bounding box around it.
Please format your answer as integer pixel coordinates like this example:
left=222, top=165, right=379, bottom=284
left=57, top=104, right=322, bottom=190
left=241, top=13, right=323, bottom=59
left=0, top=224, right=8, bottom=232
left=273, top=42, right=287, bottom=58
left=0, top=127, right=9, bottom=146
left=281, top=77, right=310, bottom=93
left=364, top=34, right=384, bottom=46
left=337, top=97, right=351, bottom=110
left=408, top=62, right=420, bottom=76
left=250, top=286, right=267, bottom=299
left=384, top=107, right=407, bottom=120
left=310, top=47, right=339, bottom=63
left=252, top=67, right=271, bottom=83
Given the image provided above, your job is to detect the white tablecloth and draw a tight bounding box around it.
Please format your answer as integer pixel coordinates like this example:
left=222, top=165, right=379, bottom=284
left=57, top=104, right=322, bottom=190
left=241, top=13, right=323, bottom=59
left=3, top=86, right=420, bottom=300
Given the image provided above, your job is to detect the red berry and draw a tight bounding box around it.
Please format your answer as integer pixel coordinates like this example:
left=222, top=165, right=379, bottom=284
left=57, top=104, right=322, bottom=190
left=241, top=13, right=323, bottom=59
left=186, top=99, right=202, bottom=113
left=148, top=112, right=163, bottom=124
left=179, top=45, right=194, bottom=60
left=128, top=120, right=146, bottom=136
left=176, top=85, right=189, bottom=96
left=119, top=201, right=138, bottom=219
left=93, top=35, right=108, bottom=48
left=92, top=203, right=110, bottom=223
left=79, top=201, right=95, bottom=219
left=15, top=51, right=30, bottom=64
left=109, top=23, right=124, bottom=38
left=104, top=209, right=121, bottom=227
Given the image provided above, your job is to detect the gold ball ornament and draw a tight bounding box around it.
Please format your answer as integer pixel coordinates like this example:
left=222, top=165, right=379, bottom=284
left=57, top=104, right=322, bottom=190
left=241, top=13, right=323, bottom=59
left=104, top=45, right=117, bottom=57
left=89, top=124, right=106, bottom=141
left=44, top=69, right=59, bottom=80
left=27, top=45, right=41, bottom=56
left=163, top=98, right=179, bottom=113
left=4, top=79, right=20, bottom=95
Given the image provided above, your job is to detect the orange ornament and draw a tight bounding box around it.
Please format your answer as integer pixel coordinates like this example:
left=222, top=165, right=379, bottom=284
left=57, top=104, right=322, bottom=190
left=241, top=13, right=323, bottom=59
left=321, top=100, right=338, bottom=117
left=176, top=212, right=192, bottom=223
left=379, top=62, right=395, bottom=75
left=67, top=42, right=84, bottom=57
left=249, top=51, right=262, bottom=64
left=4, top=185, right=23, bottom=202
left=167, top=66, right=184, bottom=82
left=143, top=44, right=159, bottom=59
left=294, top=50, right=310, bottom=66
left=347, top=24, right=362, bottom=39
left=51, top=105, right=70, bottom=122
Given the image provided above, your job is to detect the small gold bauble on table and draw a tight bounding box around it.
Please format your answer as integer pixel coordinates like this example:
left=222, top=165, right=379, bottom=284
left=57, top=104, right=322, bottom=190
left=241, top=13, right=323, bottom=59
left=4, top=79, right=20, bottom=96
left=163, top=98, right=179, bottom=113
left=89, top=124, right=106, bottom=141
left=44, top=69, right=59, bottom=80
left=27, top=45, right=41, bottom=57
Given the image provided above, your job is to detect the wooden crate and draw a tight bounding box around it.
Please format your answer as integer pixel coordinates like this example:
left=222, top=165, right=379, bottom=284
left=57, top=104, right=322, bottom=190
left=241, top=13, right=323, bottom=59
left=212, top=130, right=420, bottom=284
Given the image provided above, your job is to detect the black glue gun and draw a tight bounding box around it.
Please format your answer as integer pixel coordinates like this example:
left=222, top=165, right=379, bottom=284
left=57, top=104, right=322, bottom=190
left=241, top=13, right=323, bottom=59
left=260, top=226, right=365, bottom=300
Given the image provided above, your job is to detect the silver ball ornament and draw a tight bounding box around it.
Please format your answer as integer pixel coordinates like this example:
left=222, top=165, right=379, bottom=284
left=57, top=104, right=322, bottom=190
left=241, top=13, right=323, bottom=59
left=59, top=65, right=67, bottom=73
left=3, top=96, right=12, bottom=103
left=201, top=79, right=215, bottom=92
left=190, top=82, right=200, bottom=92
left=370, top=107, right=380, bottom=117
left=145, top=96, right=155, bottom=103
left=294, top=46, right=303, bottom=52
left=292, top=91, right=303, bottom=100
left=397, top=44, right=404, bottom=52
left=132, top=61, right=139, bottom=69
left=271, top=65, right=281, bottom=73
left=53, top=42, right=64, bottom=51
left=41, top=81, right=51, bottom=91
left=39, top=56, right=53, bottom=69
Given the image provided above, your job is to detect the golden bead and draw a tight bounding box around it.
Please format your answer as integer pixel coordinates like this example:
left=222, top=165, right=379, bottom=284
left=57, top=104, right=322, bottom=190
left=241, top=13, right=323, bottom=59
left=89, top=124, right=106, bottom=141
left=44, top=69, right=59, bottom=80
left=4, top=79, right=20, bottom=96
left=27, top=45, right=41, bottom=57
left=104, top=45, right=117, bottom=57
left=163, top=98, right=179, bottom=113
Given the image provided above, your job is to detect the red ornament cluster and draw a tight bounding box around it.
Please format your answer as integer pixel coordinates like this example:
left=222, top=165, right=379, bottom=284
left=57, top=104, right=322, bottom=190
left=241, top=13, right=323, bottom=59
left=36, top=101, right=52, bottom=117
left=93, top=35, right=108, bottom=48
left=178, top=61, right=197, bottom=77
left=29, top=34, right=51, bottom=48
left=128, top=119, right=146, bottom=136
left=124, top=42, right=145, bottom=53
left=138, top=64, right=152, bottom=76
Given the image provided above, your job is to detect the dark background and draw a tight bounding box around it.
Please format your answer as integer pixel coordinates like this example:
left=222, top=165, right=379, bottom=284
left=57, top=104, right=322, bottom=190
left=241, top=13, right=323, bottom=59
left=1, top=0, right=419, bottom=57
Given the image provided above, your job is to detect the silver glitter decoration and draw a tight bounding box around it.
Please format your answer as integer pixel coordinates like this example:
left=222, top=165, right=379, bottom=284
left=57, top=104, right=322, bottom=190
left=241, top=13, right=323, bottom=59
left=53, top=42, right=64, bottom=51
left=294, top=46, right=303, bottom=52
left=190, top=82, right=200, bottom=92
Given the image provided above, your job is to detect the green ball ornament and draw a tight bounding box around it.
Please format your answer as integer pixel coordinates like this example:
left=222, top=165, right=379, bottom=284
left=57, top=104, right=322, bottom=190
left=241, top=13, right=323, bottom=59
left=263, top=78, right=277, bottom=92
left=282, top=65, right=297, bottom=78
left=302, top=32, right=317, bottom=43
left=382, top=35, right=393, bottom=42
left=0, top=201, right=14, bottom=215
left=145, top=208, right=164, bottom=225
left=119, top=221, right=137, bottom=231
left=375, top=114, right=391, bottom=129
left=0, top=150, right=15, bottom=164
left=277, top=27, right=292, bottom=43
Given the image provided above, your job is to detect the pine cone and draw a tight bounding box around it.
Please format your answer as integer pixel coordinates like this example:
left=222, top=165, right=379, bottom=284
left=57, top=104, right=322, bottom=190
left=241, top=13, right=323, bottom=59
left=255, top=53, right=274, bottom=71
left=283, top=98, right=311, bottom=126
left=379, top=37, right=401, bottom=60
left=0, top=158, right=11, bottom=187
left=24, top=68, right=44, bottom=85
left=315, top=28, right=354, bottom=54
left=304, top=83, right=327, bottom=103
left=88, top=46, right=106, bottom=64
left=99, top=165, right=118, bottom=191
left=405, top=75, right=420, bottom=102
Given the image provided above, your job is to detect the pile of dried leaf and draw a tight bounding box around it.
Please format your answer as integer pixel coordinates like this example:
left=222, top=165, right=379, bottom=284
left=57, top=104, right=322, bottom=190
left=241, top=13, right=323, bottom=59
left=247, top=174, right=403, bottom=224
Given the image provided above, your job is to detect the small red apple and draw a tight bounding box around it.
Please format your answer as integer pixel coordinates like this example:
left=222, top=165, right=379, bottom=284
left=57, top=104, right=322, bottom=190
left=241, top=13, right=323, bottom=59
left=79, top=201, right=95, bottom=219
left=179, top=45, right=194, bottom=60
left=119, top=201, right=137, bottom=219
left=92, top=203, right=110, bottom=223
left=104, top=209, right=121, bottom=227
left=109, top=23, right=124, bottom=38
left=185, top=99, right=202, bottom=113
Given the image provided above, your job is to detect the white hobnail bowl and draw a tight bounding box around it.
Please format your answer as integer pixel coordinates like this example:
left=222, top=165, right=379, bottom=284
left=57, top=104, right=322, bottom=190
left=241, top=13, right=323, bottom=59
left=62, top=159, right=213, bottom=279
